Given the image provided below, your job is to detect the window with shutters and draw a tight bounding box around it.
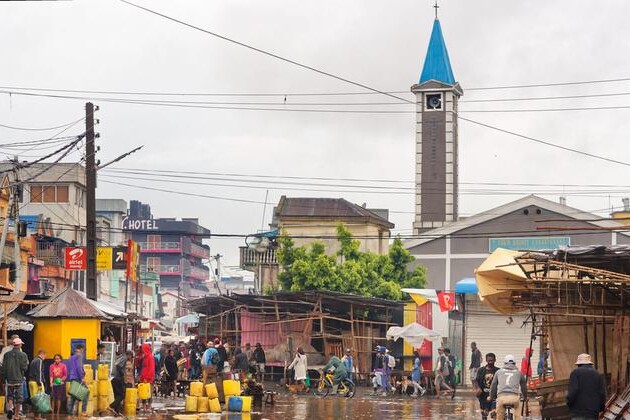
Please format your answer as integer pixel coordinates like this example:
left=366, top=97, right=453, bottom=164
left=30, top=185, right=70, bottom=203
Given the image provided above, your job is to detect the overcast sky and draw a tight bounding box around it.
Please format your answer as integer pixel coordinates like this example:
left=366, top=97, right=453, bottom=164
left=2, top=0, right=630, bottom=266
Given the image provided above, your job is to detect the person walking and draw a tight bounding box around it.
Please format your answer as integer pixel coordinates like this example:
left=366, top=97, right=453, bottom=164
left=214, top=339, right=228, bottom=376
left=28, top=349, right=46, bottom=420
left=49, top=354, right=67, bottom=416
left=233, top=348, right=249, bottom=380
left=470, top=342, right=482, bottom=390
left=253, top=343, right=266, bottom=383
left=371, top=346, right=385, bottom=394
left=110, top=351, right=133, bottom=415
left=67, top=344, right=89, bottom=417
left=164, top=349, right=178, bottom=398
left=444, top=348, right=457, bottom=398
left=138, top=343, right=155, bottom=412
left=383, top=349, right=395, bottom=396
left=411, top=350, right=426, bottom=397
left=287, top=347, right=308, bottom=390
left=566, top=353, right=606, bottom=420
left=434, top=348, right=453, bottom=399
left=489, top=355, right=527, bottom=420
left=3, top=337, right=28, bottom=420
left=341, top=349, right=354, bottom=383
left=201, top=342, right=219, bottom=385
left=476, top=353, right=498, bottom=420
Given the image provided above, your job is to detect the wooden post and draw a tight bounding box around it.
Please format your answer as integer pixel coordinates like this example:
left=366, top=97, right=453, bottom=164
left=350, top=304, right=357, bottom=375
left=602, top=315, right=607, bottom=382
left=592, top=317, right=598, bottom=369
left=235, top=308, right=240, bottom=350
left=3, top=303, right=7, bottom=347
left=582, top=317, right=590, bottom=354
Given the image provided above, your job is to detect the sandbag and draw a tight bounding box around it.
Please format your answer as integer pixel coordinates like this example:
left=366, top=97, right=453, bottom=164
left=204, top=383, right=218, bottom=399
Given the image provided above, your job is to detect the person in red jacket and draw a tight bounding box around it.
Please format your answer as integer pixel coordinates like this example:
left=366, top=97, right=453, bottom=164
left=520, top=348, right=533, bottom=378
left=139, top=343, right=155, bottom=412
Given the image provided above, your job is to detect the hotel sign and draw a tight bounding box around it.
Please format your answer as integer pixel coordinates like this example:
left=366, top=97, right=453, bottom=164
left=488, top=236, right=571, bottom=252
left=122, top=217, right=159, bottom=231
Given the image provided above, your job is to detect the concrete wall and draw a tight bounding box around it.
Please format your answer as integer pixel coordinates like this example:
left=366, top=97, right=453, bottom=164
left=34, top=318, right=101, bottom=359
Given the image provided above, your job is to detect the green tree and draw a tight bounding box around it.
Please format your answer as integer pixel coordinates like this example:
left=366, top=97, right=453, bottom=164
left=275, top=226, right=427, bottom=300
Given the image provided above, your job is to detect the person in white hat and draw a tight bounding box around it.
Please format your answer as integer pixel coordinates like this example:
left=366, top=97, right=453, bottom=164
left=567, top=353, right=606, bottom=419
left=3, top=337, right=28, bottom=420
left=489, top=355, right=527, bottom=420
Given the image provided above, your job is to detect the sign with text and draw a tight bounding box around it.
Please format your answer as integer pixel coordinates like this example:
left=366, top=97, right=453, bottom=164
left=64, top=247, right=87, bottom=270
left=437, top=291, right=456, bottom=312
left=126, top=240, right=139, bottom=282
left=96, top=247, right=113, bottom=270
left=112, top=247, right=128, bottom=270
left=488, top=236, right=571, bottom=252
left=122, top=217, right=159, bottom=231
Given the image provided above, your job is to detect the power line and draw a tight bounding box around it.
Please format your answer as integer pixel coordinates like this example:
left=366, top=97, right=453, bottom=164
left=117, top=0, right=414, bottom=105
left=0, top=117, right=84, bottom=132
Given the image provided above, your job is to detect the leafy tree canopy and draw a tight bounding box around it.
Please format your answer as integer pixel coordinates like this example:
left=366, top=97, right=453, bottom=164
left=275, top=224, right=427, bottom=300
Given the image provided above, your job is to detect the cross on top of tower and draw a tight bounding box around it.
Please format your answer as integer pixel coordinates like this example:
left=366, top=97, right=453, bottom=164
left=433, top=1, right=439, bottom=19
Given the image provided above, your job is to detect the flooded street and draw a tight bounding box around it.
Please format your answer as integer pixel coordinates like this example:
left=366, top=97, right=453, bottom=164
left=155, top=389, right=542, bottom=420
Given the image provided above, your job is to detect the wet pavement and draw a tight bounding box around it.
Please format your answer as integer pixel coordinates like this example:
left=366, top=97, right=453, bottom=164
left=150, top=388, right=542, bottom=420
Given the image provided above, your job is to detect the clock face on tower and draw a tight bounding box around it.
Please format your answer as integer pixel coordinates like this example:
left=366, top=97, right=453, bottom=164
left=426, top=93, right=443, bottom=110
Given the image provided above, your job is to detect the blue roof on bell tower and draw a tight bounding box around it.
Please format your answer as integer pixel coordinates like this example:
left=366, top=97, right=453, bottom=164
left=419, top=19, right=456, bottom=85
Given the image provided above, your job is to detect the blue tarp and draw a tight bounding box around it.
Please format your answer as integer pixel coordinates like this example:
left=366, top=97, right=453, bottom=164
left=455, top=277, right=478, bottom=294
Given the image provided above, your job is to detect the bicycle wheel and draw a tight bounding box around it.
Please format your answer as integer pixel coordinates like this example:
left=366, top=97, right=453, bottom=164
left=314, top=379, right=329, bottom=397
left=344, top=381, right=356, bottom=398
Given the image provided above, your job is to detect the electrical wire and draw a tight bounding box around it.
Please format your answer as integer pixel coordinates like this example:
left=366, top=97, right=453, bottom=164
left=0, top=117, right=85, bottom=132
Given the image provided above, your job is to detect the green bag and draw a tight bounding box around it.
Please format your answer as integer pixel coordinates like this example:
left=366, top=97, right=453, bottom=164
left=31, top=392, right=52, bottom=414
left=69, top=381, right=89, bottom=401
left=305, top=375, right=310, bottom=387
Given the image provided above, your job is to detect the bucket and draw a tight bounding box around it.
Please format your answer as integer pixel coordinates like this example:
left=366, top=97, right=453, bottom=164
left=125, top=387, right=138, bottom=404
left=208, top=398, right=221, bottom=413
left=222, top=380, right=240, bottom=398
left=138, top=383, right=151, bottom=400
left=240, top=396, right=252, bottom=412
left=197, top=396, right=209, bottom=413
left=204, top=383, right=218, bottom=399
left=227, top=396, right=243, bottom=412
left=124, top=403, right=137, bottom=416
left=185, top=396, right=198, bottom=413
left=97, top=364, right=110, bottom=380
left=189, top=381, right=203, bottom=397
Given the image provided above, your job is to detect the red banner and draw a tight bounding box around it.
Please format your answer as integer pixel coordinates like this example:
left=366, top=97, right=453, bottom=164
left=437, top=291, right=456, bottom=312
left=64, top=247, right=87, bottom=270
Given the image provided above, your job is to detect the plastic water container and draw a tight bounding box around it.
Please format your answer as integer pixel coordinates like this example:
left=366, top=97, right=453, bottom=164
left=204, top=383, right=218, bottom=399
left=189, top=381, right=203, bottom=397
left=84, top=365, right=95, bottom=384
left=138, top=383, right=151, bottom=400
left=85, top=400, right=94, bottom=417
left=208, top=398, right=221, bottom=413
left=0, top=395, right=5, bottom=414
left=197, top=396, right=209, bottom=413
left=125, top=387, right=138, bottom=404
left=124, top=403, right=137, bottom=416
left=185, top=396, right=198, bottom=413
left=240, top=396, right=252, bottom=412
left=87, top=382, right=97, bottom=400
left=227, top=396, right=243, bottom=412
left=222, top=380, right=240, bottom=398
left=97, top=395, right=110, bottom=412
left=97, top=364, right=109, bottom=380
left=97, top=380, right=110, bottom=396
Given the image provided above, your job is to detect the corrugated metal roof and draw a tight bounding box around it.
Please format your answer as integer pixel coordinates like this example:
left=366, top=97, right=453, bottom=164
left=275, top=197, right=394, bottom=228
left=28, top=286, right=107, bottom=318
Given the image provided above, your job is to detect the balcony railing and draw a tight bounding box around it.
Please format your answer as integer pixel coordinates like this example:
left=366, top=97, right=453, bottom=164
left=138, top=242, right=181, bottom=253
left=184, top=263, right=209, bottom=281
left=140, top=264, right=181, bottom=275
left=188, top=242, right=210, bottom=259
left=35, top=241, right=65, bottom=267
left=239, top=247, right=278, bottom=267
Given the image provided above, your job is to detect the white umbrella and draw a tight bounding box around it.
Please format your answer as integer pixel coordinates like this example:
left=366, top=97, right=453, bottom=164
left=386, top=322, right=441, bottom=348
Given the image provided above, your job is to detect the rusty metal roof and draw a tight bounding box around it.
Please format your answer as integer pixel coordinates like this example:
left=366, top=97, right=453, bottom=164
left=27, top=286, right=108, bottom=319
left=274, top=196, right=394, bottom=228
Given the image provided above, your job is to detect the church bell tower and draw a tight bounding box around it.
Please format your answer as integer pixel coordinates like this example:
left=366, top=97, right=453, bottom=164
left=412, top=16, right=463, bottom=234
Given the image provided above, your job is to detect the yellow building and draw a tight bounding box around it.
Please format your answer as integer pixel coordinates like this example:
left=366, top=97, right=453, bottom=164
left=29, top=286, right=104, bottom=360
left=273, top=196, right=394, bottom=255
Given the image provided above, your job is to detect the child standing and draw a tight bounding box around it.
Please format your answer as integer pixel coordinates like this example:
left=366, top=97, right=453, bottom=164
left=49, top=354, right=67, bottom=415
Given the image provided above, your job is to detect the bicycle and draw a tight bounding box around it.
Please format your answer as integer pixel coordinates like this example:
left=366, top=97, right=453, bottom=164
left=503, top=403, right=514, bottom=420
left=314, top=371, right=355, bottom=398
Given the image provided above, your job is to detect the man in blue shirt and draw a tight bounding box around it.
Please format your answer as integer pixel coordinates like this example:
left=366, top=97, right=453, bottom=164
left=341, top=349, right=353, bottom=383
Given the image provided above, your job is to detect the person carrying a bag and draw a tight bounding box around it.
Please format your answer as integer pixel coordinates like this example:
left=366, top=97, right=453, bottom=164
left=67, top=345, right=89, bottom=416
left=3, top=338, right=28, bottom=420
left=28, top=349, right=47, bottom=420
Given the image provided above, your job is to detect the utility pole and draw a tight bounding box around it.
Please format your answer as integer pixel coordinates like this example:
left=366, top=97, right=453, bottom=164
left=85, top=102, right=97, bottom=300
left=12, top=163, right=20, bottom=291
